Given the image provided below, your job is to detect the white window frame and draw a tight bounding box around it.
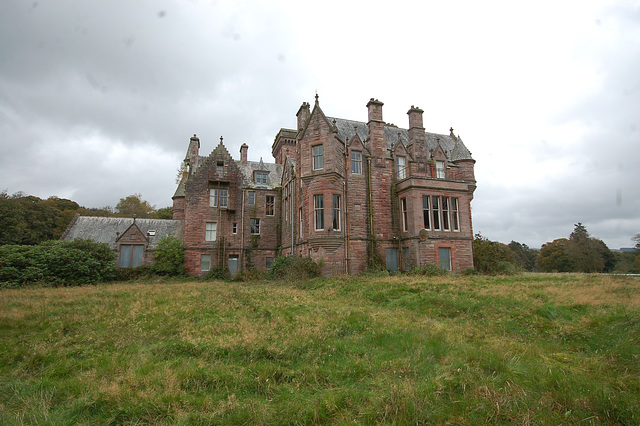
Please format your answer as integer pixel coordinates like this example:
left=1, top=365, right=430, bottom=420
left=255, top=171, right=269, bottom=185
left=436, top=161, right=445, bottom=179
left=248, top=191, right=255, bottom=206
left=422, top=196, right=431, bottom=230
left=314, top=194, right=324, bottom=231
left=312, top=145, right=323, bottom=170
left=266, top=195, right=275, bottom=216
left=432, top=196, right=441, bottom=231
left=201, top=254, right=211, bottom=271
left=451, top=198, right=460, bottom=231
left=250, top=218, right=260, bottom=235
left=442, top=197, right=450, bottom=231
left=332, top=194, right=341, bottom=231
left=232, top=223, right=237, bottom=234
left=205, top=222, right=217, bottom=241
left=351, top=151, right=362, bottom=174
left=396, top=156, right=406, bottom=179
left=209, top=188, right=228, bottom=208
left=401, top=197, right=408, bottom=232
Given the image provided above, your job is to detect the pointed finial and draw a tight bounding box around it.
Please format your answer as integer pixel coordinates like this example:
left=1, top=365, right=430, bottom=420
left=220, top=136, right=223, bottom=143
left=315, top=92, right=319, bottom=104
left=450, top=127, right=454, bottom=136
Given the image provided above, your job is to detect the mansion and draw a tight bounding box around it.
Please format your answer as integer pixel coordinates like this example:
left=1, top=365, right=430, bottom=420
left=64, top=96, right=476, bottom=276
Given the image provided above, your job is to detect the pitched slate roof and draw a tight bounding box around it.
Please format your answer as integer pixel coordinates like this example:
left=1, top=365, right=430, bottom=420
left=328, top=117, right=474, bottom=162
left=238, top=160, right=283, bottom=189
left=62, top=216, right=184, bottom=249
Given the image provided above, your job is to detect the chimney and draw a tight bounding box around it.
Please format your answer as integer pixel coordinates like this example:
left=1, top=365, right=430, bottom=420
left=407, top=106, right=426, bottom=157
left=366, top=98, right=385, bottom=159
left=240, top=143, right=248, bottom=166
left=186, top=134, right=200, bottom=173
left=296, top=102, right=311, bottom=131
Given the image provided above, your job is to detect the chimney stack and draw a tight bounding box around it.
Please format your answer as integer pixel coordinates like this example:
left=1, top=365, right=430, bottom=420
left=186, top=134, right=200, bottom=173
left=366, top=98, right=385, bottom=159
left=240, top=143, right=248, bottom=166
left=407, top=106, right=426, bottom=157
left=296, top=102, right=311, bottom=131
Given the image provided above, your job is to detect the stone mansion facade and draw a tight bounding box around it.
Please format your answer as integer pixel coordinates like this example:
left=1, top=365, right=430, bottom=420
left=63, top=96, right=476, bottom=276
left=173, top=96, right=476, bottom=276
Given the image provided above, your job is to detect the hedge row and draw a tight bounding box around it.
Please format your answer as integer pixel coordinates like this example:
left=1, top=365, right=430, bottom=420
left=0, top=240, right=117, bottom=287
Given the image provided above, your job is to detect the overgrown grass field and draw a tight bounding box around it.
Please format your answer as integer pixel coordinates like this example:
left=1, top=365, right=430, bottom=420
left=1, top=273, right=639, bottom=424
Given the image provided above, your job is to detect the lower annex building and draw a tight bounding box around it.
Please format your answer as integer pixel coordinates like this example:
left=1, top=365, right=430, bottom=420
left=64, top=96, right=477, bottom=276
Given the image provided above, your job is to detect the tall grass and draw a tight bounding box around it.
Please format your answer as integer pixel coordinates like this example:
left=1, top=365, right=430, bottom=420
left=1, top=273, right=638, bottom=424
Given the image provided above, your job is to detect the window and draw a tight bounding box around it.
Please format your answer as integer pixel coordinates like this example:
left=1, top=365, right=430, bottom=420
left=209, top=188, right=228, bottom=207
left=312, top=145, right=323, bottom=170
left=351, top=151, right=362, bottom=174
left=401, top=198, right=408, bottom=232
left=442, top=197, right=450, bottom=231
left=432, top=196, right=441, bottom=230
left=299, top=207, right=303, bottom=236
left=439, top=247, right=452, bottom=271
left=436, top=161, right=445, bottom=179
left=248, top=191, right=255, bottom=206
left=250, top=218, right=260, bottom=234
left=266, top=257, right=274, bottom=269
left=422, top=196, right=431, bottom=229
left=232, top=223, right=237, bottom=234
left=201, top=254, right=211, bottom=271
left=266, top=195, right=275, bottom=216
left=119, top=245, right=143, bottom=268
left=396, top=156, right=406, bottom=179
left=255, top=171, right=269, bottom=185
left=217, top=160, right=224, bottom=167
left=205, top=222, right=217, bottom=241
left=314, top=194, right=324, bottom=231
left=451, top=198, right=460, bottom=231
left=332, top=194, right=341, bottom=231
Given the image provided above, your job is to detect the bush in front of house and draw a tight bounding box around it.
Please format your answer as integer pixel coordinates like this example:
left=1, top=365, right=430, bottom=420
left=268, top=256, right=321, bottom=281
left=150, top=236, right=186, bottom=276
left=408, top=264, right=449, bottom=276
left=0, top=239, right=117, bottom=287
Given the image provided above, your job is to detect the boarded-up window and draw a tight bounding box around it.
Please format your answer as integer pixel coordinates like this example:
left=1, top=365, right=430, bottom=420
left=120, top=245, right=143, bottom=268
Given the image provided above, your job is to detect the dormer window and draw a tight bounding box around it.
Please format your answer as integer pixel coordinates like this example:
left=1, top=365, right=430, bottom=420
left=396, top=156, right=406, bottom=179
left=255, top=171, right=269, bottom=185
left=436, top=161, right=445, bottom=179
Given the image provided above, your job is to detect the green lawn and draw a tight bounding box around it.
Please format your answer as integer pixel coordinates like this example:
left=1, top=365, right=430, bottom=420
left=1, top=273, right=638, bottom=424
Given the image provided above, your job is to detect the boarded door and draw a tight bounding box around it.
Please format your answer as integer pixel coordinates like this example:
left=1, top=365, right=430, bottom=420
left=385, top=248, right=398, bottom=272
left=228, top=255, right=239, bottom=278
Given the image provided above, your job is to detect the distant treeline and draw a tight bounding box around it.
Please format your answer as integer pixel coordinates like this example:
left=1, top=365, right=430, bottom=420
left=0, top=191, right=172, bottom=246
left=474, top=223, right=640, bottom=275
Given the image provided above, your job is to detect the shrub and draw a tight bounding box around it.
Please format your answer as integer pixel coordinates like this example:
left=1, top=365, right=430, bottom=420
left=0, top=240, right=116, bottom=287
left=268, top=256, right=321, bottom=280
left=408, top=264, right=448, bottom=276
left=116, top=265, right=154, bottom=281
left=151, top=236, right=186, bottom=276
left=473, top=234, right=520, bottom=275
left=205, top=266, right=230, bottom=281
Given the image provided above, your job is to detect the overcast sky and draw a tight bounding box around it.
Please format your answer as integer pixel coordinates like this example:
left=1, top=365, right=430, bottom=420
left=1, top=0, right=639, bottom=249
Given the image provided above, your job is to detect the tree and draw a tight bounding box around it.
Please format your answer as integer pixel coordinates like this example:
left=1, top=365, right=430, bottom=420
left=508, top=241, right=538, bottom=271
left=473, top=234, right=519, bottom=274
left=115, top=194, right=156, bottom=218
left=566, top=223, right=605, bottom=272
left=538, top=238, right=572, bottom=272
left=153, top=206, right=173, bottom=219
left=539, top=223, right=616, bottom=273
